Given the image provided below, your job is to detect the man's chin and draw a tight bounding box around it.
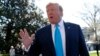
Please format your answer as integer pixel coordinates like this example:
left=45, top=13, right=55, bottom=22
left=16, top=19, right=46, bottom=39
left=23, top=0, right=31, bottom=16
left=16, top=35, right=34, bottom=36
left=49, top=21, right=57, bottom=24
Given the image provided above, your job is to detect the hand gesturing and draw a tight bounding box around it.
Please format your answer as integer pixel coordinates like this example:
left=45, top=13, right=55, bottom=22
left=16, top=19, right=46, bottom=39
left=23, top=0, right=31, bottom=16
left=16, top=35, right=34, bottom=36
left=19, top=28, right=35, bottom=49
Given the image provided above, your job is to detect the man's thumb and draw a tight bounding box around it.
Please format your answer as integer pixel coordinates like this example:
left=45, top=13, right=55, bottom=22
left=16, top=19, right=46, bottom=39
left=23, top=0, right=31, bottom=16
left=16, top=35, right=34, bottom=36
left=31, top=34, right=35, bottom=40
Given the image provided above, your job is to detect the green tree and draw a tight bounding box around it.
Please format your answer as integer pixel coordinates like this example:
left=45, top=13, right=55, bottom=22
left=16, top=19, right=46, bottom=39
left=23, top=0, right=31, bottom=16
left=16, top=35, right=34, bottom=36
left=0, top=0, right=48, bottom=53
left=0, top=34, right=5, bottom=51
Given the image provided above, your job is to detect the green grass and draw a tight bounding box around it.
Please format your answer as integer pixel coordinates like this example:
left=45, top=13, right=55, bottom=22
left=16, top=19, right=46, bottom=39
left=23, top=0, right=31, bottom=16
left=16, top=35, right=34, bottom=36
left=0, top=54, right=9, bottom=56
left=89, top=51, right=100, bottom=56
left=90, top=53, right=100, bottom=56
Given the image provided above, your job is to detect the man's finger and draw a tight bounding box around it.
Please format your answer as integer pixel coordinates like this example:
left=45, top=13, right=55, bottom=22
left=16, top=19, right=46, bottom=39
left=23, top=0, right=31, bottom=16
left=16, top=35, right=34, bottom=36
left=19, top=29, right=25, bottom=39
left=24, top=28, right=30, bottom=38
left=18, top=38, right=22, bottom=42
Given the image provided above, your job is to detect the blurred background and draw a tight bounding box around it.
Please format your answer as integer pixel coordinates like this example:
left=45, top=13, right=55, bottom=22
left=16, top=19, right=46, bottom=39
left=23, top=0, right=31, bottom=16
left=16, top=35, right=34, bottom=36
left=0, top=0, right=100, bottom=56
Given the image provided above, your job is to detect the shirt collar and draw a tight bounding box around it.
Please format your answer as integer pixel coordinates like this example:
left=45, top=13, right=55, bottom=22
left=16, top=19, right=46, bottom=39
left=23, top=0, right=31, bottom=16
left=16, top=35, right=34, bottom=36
left=51, top=19, right=64, bottom=28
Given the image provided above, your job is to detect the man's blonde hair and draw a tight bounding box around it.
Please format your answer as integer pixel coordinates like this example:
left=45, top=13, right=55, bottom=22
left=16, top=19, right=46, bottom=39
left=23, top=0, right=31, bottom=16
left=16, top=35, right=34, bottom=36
left=46, top=3, right=63, bottom=12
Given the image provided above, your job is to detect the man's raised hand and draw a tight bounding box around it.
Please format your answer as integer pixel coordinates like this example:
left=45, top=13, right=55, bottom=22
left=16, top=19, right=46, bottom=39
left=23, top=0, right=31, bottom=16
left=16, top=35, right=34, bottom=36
left=19, top=28, right=35, bottom=49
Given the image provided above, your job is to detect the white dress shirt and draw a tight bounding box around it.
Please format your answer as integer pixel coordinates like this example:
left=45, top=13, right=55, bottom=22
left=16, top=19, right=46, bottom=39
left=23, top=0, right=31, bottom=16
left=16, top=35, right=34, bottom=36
left=51, top=19, right=66, bottom=56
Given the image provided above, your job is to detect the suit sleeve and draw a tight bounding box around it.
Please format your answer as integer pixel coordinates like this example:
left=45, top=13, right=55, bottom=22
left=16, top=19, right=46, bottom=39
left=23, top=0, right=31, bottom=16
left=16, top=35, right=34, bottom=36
left=28, top=31, right=41, bottom=56
left=78, top=26, right=89, bottom=56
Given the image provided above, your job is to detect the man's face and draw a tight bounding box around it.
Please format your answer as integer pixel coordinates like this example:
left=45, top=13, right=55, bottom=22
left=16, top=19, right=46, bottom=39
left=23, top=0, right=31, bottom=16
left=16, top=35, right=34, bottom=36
left=46, top=4, right=63, bottom=24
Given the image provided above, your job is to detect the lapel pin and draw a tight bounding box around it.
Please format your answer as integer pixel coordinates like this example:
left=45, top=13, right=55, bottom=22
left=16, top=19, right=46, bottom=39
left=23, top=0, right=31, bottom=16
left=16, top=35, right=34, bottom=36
left=68, top=27, right=70, bottom=29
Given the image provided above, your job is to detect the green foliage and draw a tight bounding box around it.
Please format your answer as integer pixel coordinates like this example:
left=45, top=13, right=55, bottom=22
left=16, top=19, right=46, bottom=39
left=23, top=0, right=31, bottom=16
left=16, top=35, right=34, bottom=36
left=0, top=54, right=9, bottom=56
left=0, top=0, right=48, bottom=53
left=2, top=54, right=9, bottom=56
left=0, top=35, right=5, bottom=51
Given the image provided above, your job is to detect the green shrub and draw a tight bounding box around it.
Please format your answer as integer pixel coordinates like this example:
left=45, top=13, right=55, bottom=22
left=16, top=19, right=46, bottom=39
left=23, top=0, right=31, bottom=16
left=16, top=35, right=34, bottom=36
left=2, top=54, right=9, bottom=56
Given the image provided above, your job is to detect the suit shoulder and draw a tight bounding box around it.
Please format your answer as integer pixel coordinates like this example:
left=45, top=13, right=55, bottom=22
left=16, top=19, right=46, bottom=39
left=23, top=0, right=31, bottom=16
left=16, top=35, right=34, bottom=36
left=65, top=22, right=80, bottom=27
left=36, top=25, right=51, bottom=33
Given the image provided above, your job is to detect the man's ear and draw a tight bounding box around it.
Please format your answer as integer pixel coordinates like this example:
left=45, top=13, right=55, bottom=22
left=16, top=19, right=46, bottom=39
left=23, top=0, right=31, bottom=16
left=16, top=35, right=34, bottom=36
left=61, top=12, right=63, bottom=17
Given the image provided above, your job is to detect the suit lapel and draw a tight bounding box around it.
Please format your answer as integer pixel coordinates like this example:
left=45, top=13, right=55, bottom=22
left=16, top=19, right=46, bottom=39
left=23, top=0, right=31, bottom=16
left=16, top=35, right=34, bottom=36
left=64, top=23, right=70, bottom=56
left=47, top=25, right=56, bottom=56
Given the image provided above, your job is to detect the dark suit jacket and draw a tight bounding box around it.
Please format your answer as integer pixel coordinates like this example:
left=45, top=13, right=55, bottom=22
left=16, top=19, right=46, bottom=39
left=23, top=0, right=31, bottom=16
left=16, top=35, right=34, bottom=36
left=28, top=22, right=89, bottom=56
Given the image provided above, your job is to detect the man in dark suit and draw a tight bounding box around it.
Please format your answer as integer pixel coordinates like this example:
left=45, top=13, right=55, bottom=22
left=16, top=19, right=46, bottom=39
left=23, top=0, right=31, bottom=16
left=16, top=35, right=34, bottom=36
left=19, top=3, right=89, bottom=56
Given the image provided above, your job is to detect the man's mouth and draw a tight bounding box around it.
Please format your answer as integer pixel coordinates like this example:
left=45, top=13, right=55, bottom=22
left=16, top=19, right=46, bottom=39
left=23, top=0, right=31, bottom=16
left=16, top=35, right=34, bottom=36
left=50, top=16, right=53, bottom=19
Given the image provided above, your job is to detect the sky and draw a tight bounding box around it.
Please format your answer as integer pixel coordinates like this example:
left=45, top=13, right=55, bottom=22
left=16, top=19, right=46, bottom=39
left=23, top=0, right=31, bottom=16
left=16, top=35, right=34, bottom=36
left=34, top=0, right=100, bottom=27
